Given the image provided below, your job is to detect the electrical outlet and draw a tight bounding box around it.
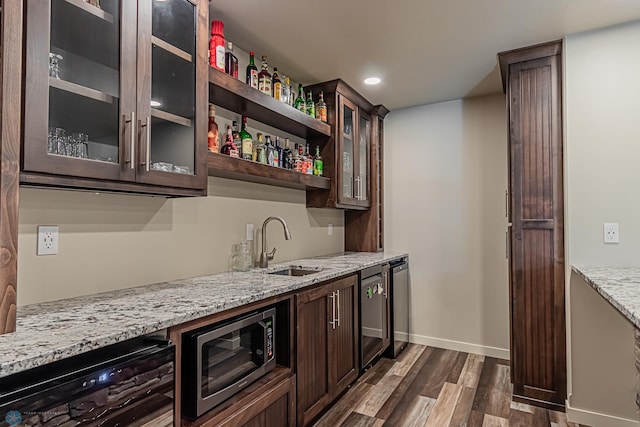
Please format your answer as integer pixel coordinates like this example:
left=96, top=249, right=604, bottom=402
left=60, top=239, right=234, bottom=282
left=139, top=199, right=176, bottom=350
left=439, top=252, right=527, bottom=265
left=246, top=223, right=254, bottom=241
left=37, top=225, right=59, bottom=255
left=604, top=223, right=619, bottom=244
left=328, top=223, right=333, bottom=236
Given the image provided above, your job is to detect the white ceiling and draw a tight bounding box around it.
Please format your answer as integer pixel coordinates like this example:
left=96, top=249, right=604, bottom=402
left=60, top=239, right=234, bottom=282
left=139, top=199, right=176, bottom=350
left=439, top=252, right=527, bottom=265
left=210, top=0, right=640, bottom=111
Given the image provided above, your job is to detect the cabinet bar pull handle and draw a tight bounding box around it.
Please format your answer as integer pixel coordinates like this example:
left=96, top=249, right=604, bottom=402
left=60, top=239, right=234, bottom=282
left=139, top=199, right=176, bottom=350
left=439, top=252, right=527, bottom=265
left=336, top=289, right=340, bottom=327
left=505, top=190, right=509, bottom=218
left=329, top=291, right=336, bottom=329
left=125, top=112, right=135, bottom=169
left=145, top=117, right=151, bottom=172
left=383, top=272, right=388, bottom=299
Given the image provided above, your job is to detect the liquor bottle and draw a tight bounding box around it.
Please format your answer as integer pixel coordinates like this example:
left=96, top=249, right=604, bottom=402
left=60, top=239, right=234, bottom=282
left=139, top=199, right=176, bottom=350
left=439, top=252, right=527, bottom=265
left=293, top=143, right=303, bottom=173
left=305, top=143, right=313, bottom=174
left=240, top=116, right=252, bottom=161
left=274, top=137, right=283, bottom=167
left=232, top=121, right=241, bottom=156
left=258, top=56, right=272, bottom=96
left=299, top=143, right=308, bottom=174
left=316, top=91, right=328, bottom=122
left=265, top=135, right=275, bottom=166
left=225, top=42, right=238, bottom=79
left=246, top=51, right=258, bottom=89
left=272, top=67, right=282, bottom=101
left=306, top=91, right=315, bottom=117
left=294, top=84, right=306, bottom=113
left=281, top=76, right=291, bottom=105
left=255, top=133, right=266, bottom=164
left=210, top=20, right=225, bottom=71
left=282, top=138, right=293, bottom=169
left=221, top=125, right=238, bottom=157
left=313, top=146, right=323, bottom=176
left=207, top=105, right=219, bottom=153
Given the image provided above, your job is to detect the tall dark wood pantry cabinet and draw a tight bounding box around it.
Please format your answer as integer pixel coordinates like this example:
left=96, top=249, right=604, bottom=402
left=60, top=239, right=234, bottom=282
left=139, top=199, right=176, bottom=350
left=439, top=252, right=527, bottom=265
left=499, top=41, right=566, bottom=408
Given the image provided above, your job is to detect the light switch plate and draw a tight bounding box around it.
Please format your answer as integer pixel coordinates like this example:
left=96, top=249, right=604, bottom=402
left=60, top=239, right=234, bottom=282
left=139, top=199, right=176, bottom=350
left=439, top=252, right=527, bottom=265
left=37, top=225, right=59, bottom=255
left=246, top=223, right=254, bottom=241
left=604, top=223, right=619, bottom=244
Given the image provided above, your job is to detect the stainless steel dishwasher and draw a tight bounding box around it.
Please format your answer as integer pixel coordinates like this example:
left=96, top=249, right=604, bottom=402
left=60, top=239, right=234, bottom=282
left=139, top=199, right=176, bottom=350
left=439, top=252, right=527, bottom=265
left=388, top=257, right=409, bottom=358
left=360, top=264, right=389, bottom=370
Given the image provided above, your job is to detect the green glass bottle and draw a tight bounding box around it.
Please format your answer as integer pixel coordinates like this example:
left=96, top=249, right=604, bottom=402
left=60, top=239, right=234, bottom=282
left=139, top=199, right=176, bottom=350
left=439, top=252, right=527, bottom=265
left=240, top=116, right=252, bottom=161
left=313, top=146, right=323, bottom=176
left=294, top=84, right=306, bottom=113
left=306, top=91, right=315, bottom=117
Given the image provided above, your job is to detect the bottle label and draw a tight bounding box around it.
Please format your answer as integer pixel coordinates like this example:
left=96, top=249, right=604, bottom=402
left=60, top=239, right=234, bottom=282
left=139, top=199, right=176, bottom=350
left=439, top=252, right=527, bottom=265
left=215, top=45, right=225, bottom=71
left=242, top=138, right=253, bottom=157
left=259, top=78, right=272, bottom=96
left=274, top=83, right=282, bottom=100
left=318, top=107, right=327, bottom=122
left=250, top=70, right=258, bottom=89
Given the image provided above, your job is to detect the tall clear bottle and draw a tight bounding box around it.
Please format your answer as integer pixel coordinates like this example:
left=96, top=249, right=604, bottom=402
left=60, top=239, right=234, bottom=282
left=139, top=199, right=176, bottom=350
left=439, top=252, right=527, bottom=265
left=246, top=51, right=258, bottom=89
left=258, top=56, right=272, bottom=96
left=281, top=76, right=291, bottom=105
left=316, top=91, right=328, bottom=122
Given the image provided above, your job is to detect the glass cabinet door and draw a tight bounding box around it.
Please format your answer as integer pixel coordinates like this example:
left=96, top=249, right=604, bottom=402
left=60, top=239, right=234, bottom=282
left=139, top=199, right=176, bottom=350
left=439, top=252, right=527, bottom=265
left=23, top=0, right=137, bottom=181
left=137, top=0, right=203, bottom=188
left=340, top=97, right=357, bottom=203
left=357, top=111, right=371, bottom=205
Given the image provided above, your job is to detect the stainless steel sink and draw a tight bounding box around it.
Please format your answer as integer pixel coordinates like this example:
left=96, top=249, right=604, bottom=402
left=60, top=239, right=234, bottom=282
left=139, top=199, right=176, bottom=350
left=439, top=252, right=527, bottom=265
left=267, top=267, right=323, bottom=277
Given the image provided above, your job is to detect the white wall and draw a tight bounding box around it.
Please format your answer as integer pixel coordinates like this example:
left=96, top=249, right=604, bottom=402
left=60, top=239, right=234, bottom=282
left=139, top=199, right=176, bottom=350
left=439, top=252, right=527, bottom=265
left=384, top=94, right=510, bottom=357
left=17, top=178, right=344, bottom=306
left=564, top=19, right=640, bottom=426
left=565, top=20, right=640, bottom=266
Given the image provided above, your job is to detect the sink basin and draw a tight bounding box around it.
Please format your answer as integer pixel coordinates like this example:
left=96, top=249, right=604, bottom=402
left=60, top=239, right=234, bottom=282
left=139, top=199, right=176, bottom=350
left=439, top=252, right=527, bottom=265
left=268, top=267, right=323, bottom=277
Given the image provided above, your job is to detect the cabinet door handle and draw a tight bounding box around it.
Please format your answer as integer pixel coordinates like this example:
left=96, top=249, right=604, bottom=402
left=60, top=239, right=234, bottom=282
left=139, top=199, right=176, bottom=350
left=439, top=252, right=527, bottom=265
left=506, top=228, right=510, bottom=259
left=383, top=272, right=388, bottom=299
left=139, top=117, right=151, bottom=171
left=336, top=289, right=340, bottom=327
left=125, top=112, right=135, bottom=169
left=329, top=291, right=336, bottom=329
left=505, top=190, right=509, bottom=219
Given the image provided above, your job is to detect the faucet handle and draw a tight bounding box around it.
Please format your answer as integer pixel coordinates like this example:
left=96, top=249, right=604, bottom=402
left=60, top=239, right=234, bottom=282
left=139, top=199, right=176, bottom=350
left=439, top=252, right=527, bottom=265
left=268, top=247, right=277, bottom=260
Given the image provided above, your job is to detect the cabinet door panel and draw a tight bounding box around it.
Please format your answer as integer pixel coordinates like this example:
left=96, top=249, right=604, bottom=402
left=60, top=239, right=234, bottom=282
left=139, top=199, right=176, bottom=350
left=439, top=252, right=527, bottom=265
left=296, top=286, right=331, bottom=426
left=357, top=110, right=371, bottom=207
left=338, top=97, right=357, bottom=205
left=264, top=394, right=290, bottom=427
left=23, top=0, right=136, bottom=181
left=330, top=275, right=359, bottom=397
left=136, top=0, right=206, bottom=190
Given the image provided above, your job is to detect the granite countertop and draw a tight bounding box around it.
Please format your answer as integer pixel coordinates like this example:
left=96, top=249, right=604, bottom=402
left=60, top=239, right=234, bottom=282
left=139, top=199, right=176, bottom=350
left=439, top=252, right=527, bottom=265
left=573, top=265, right=640, bottom=329
left=0, top=251, right=406, bottom=379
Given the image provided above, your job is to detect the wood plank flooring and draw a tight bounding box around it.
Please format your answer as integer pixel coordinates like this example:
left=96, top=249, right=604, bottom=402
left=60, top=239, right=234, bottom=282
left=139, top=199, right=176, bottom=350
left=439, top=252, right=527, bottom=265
left=314, top=344, right=586, bottom=427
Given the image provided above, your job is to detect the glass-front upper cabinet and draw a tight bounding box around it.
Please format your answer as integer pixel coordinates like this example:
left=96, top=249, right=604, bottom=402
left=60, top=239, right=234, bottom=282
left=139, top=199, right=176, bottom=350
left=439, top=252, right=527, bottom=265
left=340, top=98, right=356, bottom=203
left=338, top=95, right=371, bottom=208
left=23, top=0, right=207, bottom=193
left=24, top=0, right=137, bottom=182
left=357, top=110, right=371, bottom=205
left=136, top=0, right=206, bottom=189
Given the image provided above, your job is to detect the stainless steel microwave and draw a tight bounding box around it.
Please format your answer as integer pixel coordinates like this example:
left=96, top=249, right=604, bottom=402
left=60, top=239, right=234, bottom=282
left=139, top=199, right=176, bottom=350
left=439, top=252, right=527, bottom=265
left=181, top=308, right=276, bottom=419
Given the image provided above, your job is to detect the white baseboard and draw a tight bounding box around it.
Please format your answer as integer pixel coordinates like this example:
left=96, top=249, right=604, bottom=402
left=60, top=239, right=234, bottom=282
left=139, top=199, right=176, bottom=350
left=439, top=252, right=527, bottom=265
left=566, top=399, right=639, bottom=427
left=409, top=333, right=510, bottom=359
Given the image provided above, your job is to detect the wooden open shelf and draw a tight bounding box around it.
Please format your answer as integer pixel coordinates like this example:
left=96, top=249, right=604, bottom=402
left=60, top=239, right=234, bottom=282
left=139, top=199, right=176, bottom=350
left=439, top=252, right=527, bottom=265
left=62, top=0, right=114, bottom=23
left=207, top=153, right=330, bottom=191
left=209, top=67, right=331, bottom=141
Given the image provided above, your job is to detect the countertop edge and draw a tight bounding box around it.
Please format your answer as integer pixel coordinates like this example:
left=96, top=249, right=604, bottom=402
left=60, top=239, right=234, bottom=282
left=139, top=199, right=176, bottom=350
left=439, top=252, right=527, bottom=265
left=572, top=265, right=640, bottom=330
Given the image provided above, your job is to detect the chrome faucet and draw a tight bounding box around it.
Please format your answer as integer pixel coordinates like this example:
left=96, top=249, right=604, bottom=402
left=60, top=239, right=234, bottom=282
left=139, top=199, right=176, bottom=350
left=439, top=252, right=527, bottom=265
left=260, top=216, right=292, bottom=268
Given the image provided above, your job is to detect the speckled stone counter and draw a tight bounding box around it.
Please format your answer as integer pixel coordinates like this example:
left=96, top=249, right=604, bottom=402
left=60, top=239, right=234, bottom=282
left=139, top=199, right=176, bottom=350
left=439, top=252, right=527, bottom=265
left=572, top=265, right=640, bottom=329
left=0, top=252, right=406, bottom=379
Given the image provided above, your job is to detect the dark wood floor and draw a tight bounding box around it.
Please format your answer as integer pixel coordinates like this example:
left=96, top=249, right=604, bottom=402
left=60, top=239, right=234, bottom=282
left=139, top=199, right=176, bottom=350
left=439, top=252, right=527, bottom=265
left=314, top=344, right=584, bottom=427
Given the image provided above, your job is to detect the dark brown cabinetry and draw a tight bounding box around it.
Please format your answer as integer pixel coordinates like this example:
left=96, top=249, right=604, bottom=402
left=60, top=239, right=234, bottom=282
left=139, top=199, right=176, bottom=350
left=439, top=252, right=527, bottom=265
left=499, top=41, right=566, bottom=409
left=0, top=0, right=23, bottom=335
left=306, top=80, right=381, bottom=211
left=295, top=274, right=359, bottom=426
left=22, top=0, right=208, bottom=196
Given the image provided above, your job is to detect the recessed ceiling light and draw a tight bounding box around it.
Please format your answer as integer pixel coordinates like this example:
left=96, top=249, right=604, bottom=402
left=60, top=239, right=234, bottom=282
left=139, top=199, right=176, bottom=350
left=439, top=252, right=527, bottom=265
left=150, top=100, right=162, bottom=107
left=364, top=77, right=381, bottom=85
